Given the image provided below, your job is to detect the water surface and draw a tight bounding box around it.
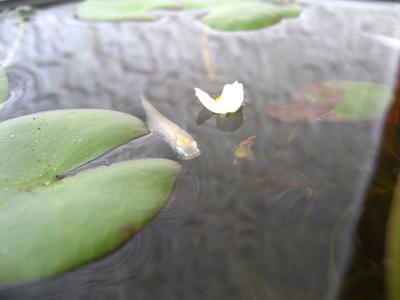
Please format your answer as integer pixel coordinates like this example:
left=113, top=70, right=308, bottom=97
left=0, top=1, right=399, bottom=299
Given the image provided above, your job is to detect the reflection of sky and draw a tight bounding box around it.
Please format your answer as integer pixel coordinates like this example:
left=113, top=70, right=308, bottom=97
left=364, top=34, right=400, bottom=50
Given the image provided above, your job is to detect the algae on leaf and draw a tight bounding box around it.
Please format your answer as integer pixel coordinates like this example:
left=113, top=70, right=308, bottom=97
left=0, top=109, right=181, bottom=283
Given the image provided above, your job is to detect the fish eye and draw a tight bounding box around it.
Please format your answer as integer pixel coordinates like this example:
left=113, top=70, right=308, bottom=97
left=175, top=148, right=185, bottom=159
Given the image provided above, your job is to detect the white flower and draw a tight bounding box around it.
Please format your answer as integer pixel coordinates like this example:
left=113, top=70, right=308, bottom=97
left=194, top=81, right=244, bottom=114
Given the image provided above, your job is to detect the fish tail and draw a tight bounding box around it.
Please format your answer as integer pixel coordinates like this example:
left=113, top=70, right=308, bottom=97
left=141, top=92, right=165, bottom=132
left=140, top=92, right=153, bottom=113
left=141, top=93, right=158, bottom=120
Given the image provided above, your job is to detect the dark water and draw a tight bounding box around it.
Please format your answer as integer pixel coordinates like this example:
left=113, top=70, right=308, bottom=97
left=0, top=1, right=399, bottom=299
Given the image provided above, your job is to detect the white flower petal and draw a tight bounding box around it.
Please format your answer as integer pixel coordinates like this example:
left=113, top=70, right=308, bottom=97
left=194, top=82, right=244, bottom=114
left=194, top=87, right=221, bottom=113
left=219, top=81, right=244, bottom=113
left=194, top=81, right=244, bottom=114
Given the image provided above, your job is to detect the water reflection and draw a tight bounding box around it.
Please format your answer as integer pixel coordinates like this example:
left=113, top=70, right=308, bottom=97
left=0, top=1, right=399, bottom=299
left=0, top=68, right=28, bottom=113
left=196, top=106, right=244, bottom=132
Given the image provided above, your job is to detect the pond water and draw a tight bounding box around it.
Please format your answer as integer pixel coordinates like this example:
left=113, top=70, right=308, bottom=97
left=0, top=1, right=399, bottom=299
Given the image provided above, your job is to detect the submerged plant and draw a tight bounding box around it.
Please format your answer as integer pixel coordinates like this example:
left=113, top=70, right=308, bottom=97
left=265, top=81, right=393, bottom=122
left=234, top=135, right=256, bottom=164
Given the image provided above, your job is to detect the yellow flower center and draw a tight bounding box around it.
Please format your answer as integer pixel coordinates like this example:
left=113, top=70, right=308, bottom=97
left=216, top=96, right=222, bottom=102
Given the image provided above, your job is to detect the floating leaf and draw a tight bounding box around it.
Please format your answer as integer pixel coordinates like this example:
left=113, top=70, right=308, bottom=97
left=0, top=69, right=8, bottom=106
left=182, top=0, right=237, bottom=9
left=265, top=81, right=393, bottom=122
left=270, top=1, right=303, bottom=18
left=76, top=0, right=180, bottom=21
left=0, top=109, right=148, bottom=197
left=201, top=2, right=301, bottom=31
left=0, top=109, right=182, bottom=283
left=0, top=159, right=180, bottom=283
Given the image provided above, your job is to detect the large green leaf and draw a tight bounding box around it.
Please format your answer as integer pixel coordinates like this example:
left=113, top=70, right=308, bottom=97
left=76, top=0, right=180, bottom=21
left=0, top=109, right=148, bottom=198
left=0, top=158, right=180, bottom=283
left=201, top=2, right=301, bottom=31
left=0, top=109, right=183, bottom=283
left=0, top=68, right=8, bottom=106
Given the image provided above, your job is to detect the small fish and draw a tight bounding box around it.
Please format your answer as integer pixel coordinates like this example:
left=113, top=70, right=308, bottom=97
left=141, top=94, right=201, bottom=160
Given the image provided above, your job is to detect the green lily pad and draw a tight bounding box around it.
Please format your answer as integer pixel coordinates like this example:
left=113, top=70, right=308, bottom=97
left=325, top=81, right=393, bottom=121
left=265, top=81, right=393, bottom=122
left=201, top=2, right=302, bottom=31
left=76, top=0, right=180, bottom=21
left=0, top=109, right=182, bottom=283
left=270, top=1, right=303, bottom=18
left=182, top=0, right=236, bottom=9
left=0, top=109, right=149, bottom=198
left=0, top=158, right=180, bottom=283
left=0, top=68, right=8, bottom=106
